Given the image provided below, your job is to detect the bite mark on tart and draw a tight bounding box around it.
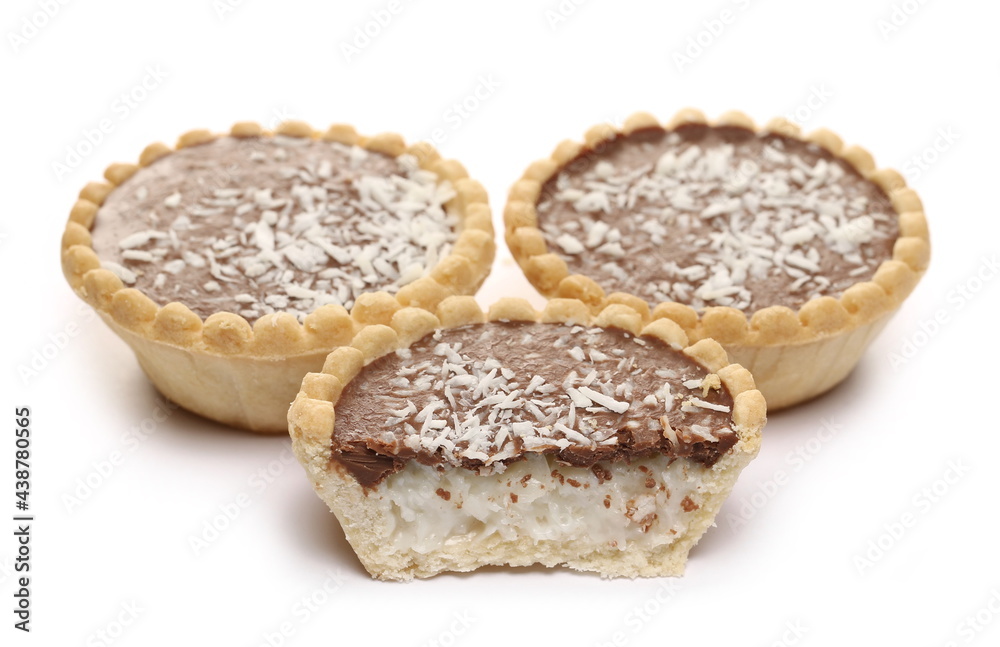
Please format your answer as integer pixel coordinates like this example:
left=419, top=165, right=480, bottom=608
left=288, top=296, right=766, bottom=580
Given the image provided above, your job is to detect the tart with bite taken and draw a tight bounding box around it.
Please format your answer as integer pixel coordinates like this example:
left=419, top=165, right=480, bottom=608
left=61, top=121, right=494, bottom=431
left=288, top=296, right=765, bottom=580
left=505, top=109, right=930, bottom=409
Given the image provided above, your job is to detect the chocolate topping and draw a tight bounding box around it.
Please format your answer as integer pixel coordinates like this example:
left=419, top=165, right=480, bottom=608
left=535, top=125, right=899, bottom=312
left=91, top=136, right=458, bottom=322
left=332, top=321, right=737, bottom=487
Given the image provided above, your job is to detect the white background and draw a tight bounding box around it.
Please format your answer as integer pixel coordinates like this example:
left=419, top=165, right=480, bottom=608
left=2, top=0, right=999, bottom=645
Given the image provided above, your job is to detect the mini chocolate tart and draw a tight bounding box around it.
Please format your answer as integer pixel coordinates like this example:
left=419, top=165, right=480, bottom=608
left=505, top=109, right=930, bottom=409
left=61, top=121, right=494, bottom=432
left=288, top=296, right=765, bottom=580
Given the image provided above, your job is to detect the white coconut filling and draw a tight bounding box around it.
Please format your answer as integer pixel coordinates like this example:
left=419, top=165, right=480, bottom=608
left=371, top=453, right=706, bottom=556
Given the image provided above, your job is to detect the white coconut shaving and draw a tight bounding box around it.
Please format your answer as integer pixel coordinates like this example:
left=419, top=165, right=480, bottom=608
left=97, top=136, right=459, bottom=321
left=336, top=324, right=736, bottom=472
left=537, top=130, right=897, bottom=311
